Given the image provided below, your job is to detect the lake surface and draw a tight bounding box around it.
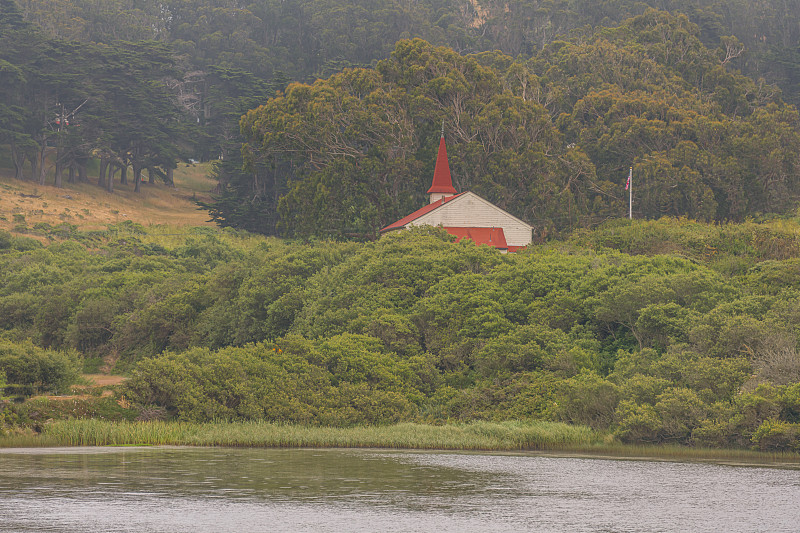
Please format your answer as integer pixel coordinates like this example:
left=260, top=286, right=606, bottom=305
left=1, top=447, right=799, bottom=532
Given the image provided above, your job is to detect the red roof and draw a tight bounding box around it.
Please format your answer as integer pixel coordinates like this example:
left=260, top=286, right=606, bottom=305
left=427, top=135, right=457, bottom=194
left=444, top=227, right=508, bottom=249
left=380, top=192, right=465, bottom=232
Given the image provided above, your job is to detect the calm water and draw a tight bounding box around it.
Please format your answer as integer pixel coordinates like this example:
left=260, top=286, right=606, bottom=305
left=1, top=447, right=799, bottom=532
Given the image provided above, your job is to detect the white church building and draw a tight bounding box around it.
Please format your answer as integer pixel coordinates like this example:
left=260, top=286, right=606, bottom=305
left=380, top=132, right=533, bottom=252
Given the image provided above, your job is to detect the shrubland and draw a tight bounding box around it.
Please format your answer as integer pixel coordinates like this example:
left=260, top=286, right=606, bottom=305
left=2, top=219, right=800, bottom=451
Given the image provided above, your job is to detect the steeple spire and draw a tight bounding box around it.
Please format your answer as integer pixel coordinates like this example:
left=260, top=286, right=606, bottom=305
left=427, top=126, right=457, bottom=203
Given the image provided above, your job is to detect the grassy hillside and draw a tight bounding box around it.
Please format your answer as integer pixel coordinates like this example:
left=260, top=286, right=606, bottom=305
left=0, top=157, right=216, bottom=234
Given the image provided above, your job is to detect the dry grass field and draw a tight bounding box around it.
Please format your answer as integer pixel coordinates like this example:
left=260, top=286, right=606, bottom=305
left=0, top=155, right=217, bottom=235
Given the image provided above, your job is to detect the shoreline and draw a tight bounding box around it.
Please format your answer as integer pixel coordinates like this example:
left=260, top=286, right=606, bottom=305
left=1, top=419, right=798, bottom=467
left=0, top=443, right=797, bottom=470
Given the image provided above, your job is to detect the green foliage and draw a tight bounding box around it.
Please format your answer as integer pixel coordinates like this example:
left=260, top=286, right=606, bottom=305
left=615, top=400, right=663, bottom=443
left=751, top=419, right=800, bottom=452
left=123, top=335, right=423, bottom=425
left=6, top=0, right=800, bottom=226
left=555, top=370, right=620, bottom=429
left=0, top=338, right=80, bottom=395
left=475, top=324, right=570, bottom=377
left=228, top=10, right=800, bottom=237
left=9, top=396, right=137, bottom=425
left=3, top=220, right=800, bottom=449
left=571, top=217, right=800, bottom=266
left=0, top=7, right=186, bottom=189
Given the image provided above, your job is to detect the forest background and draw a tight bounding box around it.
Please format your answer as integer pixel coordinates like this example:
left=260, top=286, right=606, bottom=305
left=3, top=0, right=800, bottom=237
left=2, top=0, right=800, bottom=451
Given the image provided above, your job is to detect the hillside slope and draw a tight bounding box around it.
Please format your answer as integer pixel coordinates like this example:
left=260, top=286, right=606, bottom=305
left=0, top=162, right=216, bottom=234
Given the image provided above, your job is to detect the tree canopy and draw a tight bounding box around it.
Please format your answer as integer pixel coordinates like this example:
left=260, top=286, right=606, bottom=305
left=5, top=0, right=800, bottom=230
left=235, top=13, right=800, bottom=238
left=0, top=2, right=189, bottom=190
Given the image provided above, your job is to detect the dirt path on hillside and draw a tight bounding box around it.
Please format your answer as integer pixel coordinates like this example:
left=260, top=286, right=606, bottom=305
left=83, top=374, right=127, bottom=387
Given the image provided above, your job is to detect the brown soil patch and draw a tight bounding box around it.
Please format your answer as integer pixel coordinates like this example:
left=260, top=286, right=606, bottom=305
left=36, top=375, right=125, bottom=401
left=83, top=374, right=128, bottom=387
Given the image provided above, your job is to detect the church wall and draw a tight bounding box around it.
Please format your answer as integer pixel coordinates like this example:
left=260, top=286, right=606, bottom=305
left=410, top=193, right=532, bottom=246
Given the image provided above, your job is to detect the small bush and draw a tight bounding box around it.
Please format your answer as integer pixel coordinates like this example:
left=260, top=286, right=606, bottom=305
left=751, top=419, right=800, bottom=451
left=0, top=339, right=81, bottom=396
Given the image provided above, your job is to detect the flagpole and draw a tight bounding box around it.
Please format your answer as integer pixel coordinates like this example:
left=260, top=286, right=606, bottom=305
left=628, top=167, right=633, bottom=220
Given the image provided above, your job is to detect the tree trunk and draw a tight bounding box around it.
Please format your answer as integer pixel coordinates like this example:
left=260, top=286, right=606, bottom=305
left=133, top=165, right=142, bottom=193
left=54, top=150, right=63, bottom=188
left=166, top=167, right=174, bottom=187
left=107, top=164, right=115, bottom=193
left=148, top=167, right=155, bottom=185
left=10, top=140, right=24, bottom=180
left=78, top=160, right=88, bottom=183
left=120, top=165, right=128, bottom=185
left=68, top=165, right=76, bottom=184
left=28, top=152, right=38, bottom=182
left=37, top=145, right=47, bottom=185
left=98, top=157, right=108, bottom=187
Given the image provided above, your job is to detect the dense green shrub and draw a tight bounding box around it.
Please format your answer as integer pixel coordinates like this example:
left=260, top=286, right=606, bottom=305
left=123, top=335, right=426, bottom=425
left=2, top=221, right=800, bottom=448
left=751, top=419, right=800, bottom=451
left=8, top=396, right=138, bottom=426
left=0, top=339, right=80, bottom=395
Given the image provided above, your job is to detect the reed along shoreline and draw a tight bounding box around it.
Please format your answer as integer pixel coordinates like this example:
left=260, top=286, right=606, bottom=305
left=1, top=419, right=797, bottom=466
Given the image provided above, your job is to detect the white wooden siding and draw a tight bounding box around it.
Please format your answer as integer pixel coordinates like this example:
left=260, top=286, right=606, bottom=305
left=407, top=192, right=532, bottom=246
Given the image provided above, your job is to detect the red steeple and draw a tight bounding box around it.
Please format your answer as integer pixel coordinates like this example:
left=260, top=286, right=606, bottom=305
left=427, top=133, right=458, bottom=195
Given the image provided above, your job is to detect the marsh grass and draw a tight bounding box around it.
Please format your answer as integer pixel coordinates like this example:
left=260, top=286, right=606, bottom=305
left=0, top=419, right=598, bottom=450
left=559, top=442, right=800, bottom=464
left=2, top=420, right=797, bottom=464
